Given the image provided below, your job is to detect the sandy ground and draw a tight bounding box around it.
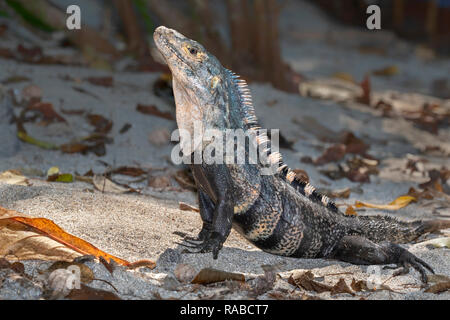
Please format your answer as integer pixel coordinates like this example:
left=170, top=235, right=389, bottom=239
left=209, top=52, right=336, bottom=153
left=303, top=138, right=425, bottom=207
left=0, top=1, right=449, bottom=300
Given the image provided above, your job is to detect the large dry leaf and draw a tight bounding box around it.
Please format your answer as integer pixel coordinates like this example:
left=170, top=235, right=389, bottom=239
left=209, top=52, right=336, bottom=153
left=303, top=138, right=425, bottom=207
left=0, top=206, right=155, bottom=269
left=0, top=207, right=81, bottom=262
left=355, top=195, right=417, bottom=211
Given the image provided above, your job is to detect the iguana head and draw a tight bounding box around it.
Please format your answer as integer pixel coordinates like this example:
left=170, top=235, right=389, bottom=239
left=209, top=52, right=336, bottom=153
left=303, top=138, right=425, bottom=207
left=154, top=26, right=230, bottom=152
left=154, top=26, right=223, bottom=94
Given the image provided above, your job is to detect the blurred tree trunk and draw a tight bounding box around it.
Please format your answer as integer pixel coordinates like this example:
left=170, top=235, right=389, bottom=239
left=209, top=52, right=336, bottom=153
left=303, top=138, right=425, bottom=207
left=10, top=0, right=119, bottom=57
left=148, top=0, right=299, bottom=91
left=227, top=0, right=299, bottom=92
left=189, top=0, right=231, bottom=67
left=147, top=0, right=195, bottom=35
left=147, top=0, right=230, bottom=66
left=113, top=0, right=163, bottom=71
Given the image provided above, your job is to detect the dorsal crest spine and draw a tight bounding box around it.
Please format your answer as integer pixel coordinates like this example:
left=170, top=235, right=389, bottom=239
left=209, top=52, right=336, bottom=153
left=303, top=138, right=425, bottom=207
left=227, top=69, right=339, bottom=213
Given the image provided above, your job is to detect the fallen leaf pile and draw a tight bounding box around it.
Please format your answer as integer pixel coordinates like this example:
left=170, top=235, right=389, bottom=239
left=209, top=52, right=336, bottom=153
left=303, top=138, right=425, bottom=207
left=304, top=131, right=370, bottom=166
left=319, top=156, right=379, bottom=183
left=288, top=270, right=397, bottom=297
left=8, top=88, right=114, bottom=156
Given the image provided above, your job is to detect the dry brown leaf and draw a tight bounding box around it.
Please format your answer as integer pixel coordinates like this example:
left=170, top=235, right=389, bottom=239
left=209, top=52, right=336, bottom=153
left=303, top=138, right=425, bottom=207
left=0, top=170, right=30, bottom=186
left=357, top=75, right=371, bottom=105
left=288, top=271, right=333, bottom=293
left=87, top=114, right=112, bottom=134
left=136, top=104, right=174, bottom=120
left=0, top=207, right=81, bottom=262
left=67, top=284, right=121, bottom=300
left=330, top=278, right=355, bottom=296
left=425, top=281, right=450, bottom=294
left=289, top=271, right=356, bottom=296
left=345, top=206, right=358, bottom=216
left=179, top=202, right=200, bottom=213
left=11, top=261, right=25, bottom=274
left=85, top=76, right=114, bottom=87
left=110, top=166, right=147, bottom=177
left=92, top=175, right=130, bottom=193
left=355, top=195, right=417, bottom=211
left=292, top=169, right=309, bottom=183
left=330, top=188, right=351, bottom=199
left=350, top=278, right=370, bottom=292
left=191, top=268, right=245, bottom=285
left=126, top=260, right=156, bottom=270
left=28, top=102, right=66, bottom=124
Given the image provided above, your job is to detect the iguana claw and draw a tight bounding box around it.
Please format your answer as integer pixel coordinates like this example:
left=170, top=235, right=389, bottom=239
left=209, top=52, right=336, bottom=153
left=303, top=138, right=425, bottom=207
left=177, top=232, right=224, bottom=259
left=394, top=251, right=434, bottom=283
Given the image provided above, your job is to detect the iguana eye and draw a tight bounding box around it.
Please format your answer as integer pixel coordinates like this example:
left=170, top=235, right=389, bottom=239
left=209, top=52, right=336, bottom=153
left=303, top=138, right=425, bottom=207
left=189, top=47, right=198, bottom=55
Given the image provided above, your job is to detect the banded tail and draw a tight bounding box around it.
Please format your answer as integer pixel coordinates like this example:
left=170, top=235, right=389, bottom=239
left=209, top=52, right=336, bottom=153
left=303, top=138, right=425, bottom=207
left=351, top=215, right=450, bottom=243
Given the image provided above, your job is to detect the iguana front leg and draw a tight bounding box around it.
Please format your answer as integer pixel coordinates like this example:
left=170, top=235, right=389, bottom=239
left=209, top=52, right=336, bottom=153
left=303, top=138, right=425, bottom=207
left=183, top=196, right=234, bottom=259
left=328, top=235, right=434, bottom=282
left=185, top=164, right=234, bottom=259
left=192, top=189, right=215, bottom=241
left=198, top=198, right=234, bottom=259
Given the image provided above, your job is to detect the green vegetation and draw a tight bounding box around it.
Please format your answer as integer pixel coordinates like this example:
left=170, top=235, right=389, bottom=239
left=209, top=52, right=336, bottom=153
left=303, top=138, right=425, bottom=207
left=133, top=0, right=154, bottom=35
left=5, top=0, right=54, bottom=32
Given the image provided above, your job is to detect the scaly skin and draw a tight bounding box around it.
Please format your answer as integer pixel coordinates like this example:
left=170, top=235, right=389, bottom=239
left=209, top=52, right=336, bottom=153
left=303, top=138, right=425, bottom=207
left=154, top=26, right=449, bottom=282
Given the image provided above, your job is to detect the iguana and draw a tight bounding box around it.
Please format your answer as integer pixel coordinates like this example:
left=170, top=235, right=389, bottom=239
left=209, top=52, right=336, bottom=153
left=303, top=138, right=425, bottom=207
left=154, top=26, right=449, bottom=282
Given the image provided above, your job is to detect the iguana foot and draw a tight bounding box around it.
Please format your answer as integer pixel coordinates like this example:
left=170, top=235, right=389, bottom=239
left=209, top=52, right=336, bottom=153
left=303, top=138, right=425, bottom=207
left=389, top=247, right=434, bottom=283
left=178, top=232, right=225, bottom=259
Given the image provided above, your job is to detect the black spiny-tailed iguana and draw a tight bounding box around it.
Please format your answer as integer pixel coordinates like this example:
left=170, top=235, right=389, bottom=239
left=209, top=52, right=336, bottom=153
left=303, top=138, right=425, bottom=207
left=154, top=26, right=449, bottom=282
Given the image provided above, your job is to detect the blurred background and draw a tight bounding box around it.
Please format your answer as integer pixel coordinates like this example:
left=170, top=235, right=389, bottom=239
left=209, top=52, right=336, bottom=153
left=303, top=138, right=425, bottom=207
left=0, top=0, right=449, bottom=93
left=0, top=0, right=448, bottom=196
